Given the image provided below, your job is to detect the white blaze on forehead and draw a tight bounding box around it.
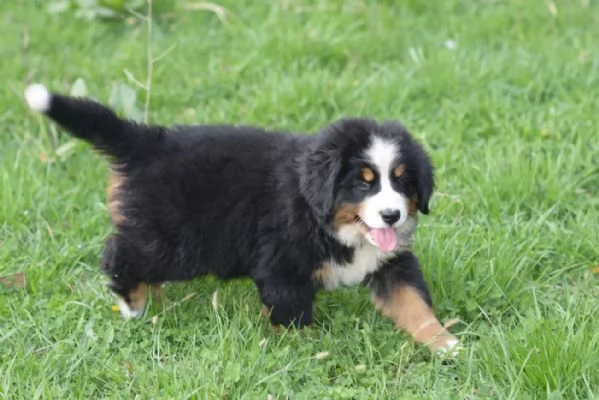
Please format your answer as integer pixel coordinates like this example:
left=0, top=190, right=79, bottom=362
left=365, top=136, right=399, bottom=177
left=361, top=136, right=409, bottom=229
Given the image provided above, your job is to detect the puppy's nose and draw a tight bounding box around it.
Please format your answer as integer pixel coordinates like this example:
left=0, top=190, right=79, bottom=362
left=380, top=209, right=401, bottom=226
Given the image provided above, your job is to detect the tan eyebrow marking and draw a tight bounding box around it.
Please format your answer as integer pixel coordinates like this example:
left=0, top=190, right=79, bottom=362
left=361, top=167, right=375, bottom=182
left=393, top=164, right=405, bottom=178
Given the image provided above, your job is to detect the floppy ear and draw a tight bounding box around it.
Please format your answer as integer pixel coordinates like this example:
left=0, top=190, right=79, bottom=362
left=299, top=139, right=342, bottom=223
left=414, top=143, right=434, bottom=214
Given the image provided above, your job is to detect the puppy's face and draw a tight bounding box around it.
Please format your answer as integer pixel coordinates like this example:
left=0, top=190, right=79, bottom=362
left=334, top=136, right=415, bottom=251
left=300, top=119, right=433, bottom=252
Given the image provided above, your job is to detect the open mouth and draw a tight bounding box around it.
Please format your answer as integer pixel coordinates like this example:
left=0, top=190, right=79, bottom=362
left=354, top=217, right=398, bottom=252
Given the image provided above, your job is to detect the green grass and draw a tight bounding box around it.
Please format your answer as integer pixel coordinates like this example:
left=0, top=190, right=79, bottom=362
left=1, top=0, right=598, bottom=398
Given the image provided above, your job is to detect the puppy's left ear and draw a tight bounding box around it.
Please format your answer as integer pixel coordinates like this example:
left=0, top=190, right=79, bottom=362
left=414, top=143, right=434, bottom=214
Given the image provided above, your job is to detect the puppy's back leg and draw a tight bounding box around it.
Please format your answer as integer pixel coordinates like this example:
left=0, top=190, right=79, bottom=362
left=102, top=234, right=151, bottom=319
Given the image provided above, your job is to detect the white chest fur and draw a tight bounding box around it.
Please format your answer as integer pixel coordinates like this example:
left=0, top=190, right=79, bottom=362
left=314, top=216, right=417, bottom=290
left=323, top=245, right=394, bottom=290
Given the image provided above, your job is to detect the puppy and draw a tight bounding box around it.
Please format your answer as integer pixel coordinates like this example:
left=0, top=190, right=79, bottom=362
left=24, top=84, right=459, bottom=354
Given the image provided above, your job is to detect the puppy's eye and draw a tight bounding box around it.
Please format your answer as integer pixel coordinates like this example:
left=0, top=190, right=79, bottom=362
left=393, top=174, right=407, bottom=183
left=357, top=180, right=371, bottom=191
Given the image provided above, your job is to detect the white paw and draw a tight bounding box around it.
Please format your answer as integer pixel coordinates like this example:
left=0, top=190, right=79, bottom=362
left=435, top=337, right=463, bottom=357
left=118, top=299, right=142, bottom=320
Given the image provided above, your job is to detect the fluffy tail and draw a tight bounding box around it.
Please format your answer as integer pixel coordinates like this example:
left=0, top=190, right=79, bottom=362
left=24, top=84, right=161, bottom=160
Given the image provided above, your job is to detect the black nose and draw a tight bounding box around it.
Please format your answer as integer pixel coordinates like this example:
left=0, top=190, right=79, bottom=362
left=380, top=209, right=401, bottom=225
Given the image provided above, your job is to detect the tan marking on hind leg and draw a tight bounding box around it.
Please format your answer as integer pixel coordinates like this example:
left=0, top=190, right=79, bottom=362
left=150, top=284, right=164, bottom=305
left=108, top=164, right=126, bottom=225
left=373, top=286, right=460, bottom=354
left=261, top=305, right=280, bottom=333
left=261, top=304, right=271, bottom=318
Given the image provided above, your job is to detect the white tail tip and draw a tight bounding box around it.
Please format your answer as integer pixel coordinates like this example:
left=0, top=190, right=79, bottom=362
left=24, top=84, right=50, bottom=112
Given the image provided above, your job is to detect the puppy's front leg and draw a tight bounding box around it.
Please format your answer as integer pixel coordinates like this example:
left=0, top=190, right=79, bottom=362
left=367, top=253, right=460, bottom=355
left=257, top=279, right=315, bottom=329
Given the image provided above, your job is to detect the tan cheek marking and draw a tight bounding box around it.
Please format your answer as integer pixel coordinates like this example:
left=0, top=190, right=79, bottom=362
left=393, top=164, right=405, bottom=178
left=373, top=286, right=457, bottom=353
left=357, top=202, right=366, bottom=224
left=361, top=167, right=375, bottom=182
left=333, top=203, right=359, bottom=228
left=108, top=164, right=126, bottom=225
left=126, top=283, right=149, bottom=314
left=408, top=198, right=418, bottom=217
left=333, top=203, right=368, bottom=235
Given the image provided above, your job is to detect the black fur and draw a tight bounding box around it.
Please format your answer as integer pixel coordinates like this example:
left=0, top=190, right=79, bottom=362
left=32, top=88, right=437, bottom=329
left=365, top=252, right=432, bottom=306
left=46, top=93, right=163, bottom=161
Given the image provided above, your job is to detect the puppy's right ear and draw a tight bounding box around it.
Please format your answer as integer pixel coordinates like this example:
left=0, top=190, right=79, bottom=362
left=299, top=138, right=342, bottom=223
left=414, top=141, right=434, bottom=215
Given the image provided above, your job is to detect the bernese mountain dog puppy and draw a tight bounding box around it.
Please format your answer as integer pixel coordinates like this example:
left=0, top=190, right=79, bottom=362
left=24, top=84, right=459, bottom=355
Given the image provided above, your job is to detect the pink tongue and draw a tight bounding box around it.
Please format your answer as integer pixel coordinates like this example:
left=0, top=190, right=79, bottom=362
left=369, top=228, right=398, bottom=252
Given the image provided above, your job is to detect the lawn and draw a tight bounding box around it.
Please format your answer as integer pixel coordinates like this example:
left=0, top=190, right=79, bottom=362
left=1, top=0, right=598, bottom=398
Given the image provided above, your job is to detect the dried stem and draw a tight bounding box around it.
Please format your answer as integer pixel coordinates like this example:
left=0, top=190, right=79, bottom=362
left=143, top=0, right=153, bottom=124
